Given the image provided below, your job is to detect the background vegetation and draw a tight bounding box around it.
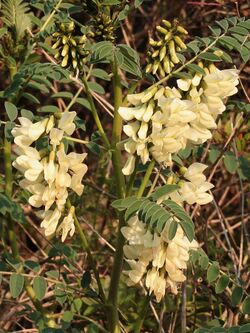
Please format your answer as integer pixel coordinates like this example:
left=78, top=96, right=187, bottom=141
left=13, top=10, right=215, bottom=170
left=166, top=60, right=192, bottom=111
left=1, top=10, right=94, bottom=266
left=0, top=0, right=250, bottom=333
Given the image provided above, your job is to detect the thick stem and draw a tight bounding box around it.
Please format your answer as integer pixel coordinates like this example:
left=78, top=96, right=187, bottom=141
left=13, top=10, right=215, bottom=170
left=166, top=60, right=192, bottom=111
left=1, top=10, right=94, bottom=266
left=111, top=61, right=126, bottom=198
left=107, top=61, right=126, bottom=333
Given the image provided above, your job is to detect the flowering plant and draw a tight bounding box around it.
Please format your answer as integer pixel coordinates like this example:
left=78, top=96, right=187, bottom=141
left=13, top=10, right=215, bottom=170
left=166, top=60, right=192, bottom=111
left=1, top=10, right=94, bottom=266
left=0, top=1, right=250, bottom=333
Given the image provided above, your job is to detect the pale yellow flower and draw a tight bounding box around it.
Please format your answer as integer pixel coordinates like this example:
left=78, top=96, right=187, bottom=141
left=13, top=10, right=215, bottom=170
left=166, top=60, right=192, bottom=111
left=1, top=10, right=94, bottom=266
left=123, top=121, right=140, bottom=140
left=179, top=182, right=214, bottom=205
left=122, top=154, right=136, bottom=176
left=57, top=206, right=75, bottom=242
left=43, top=153, right=57, bottom=187
left=12, top=117, right=48, bottom=143
left=58, top=111, right=76, bottom=135
left=183, top=163, right=207, bottom=185
left=13, top=155, right=44, bottom=182
left=49, top=128, right=64, bottom=147
left=203, top=68, right=239, bottom=99
left=122, top=216, right=198, bottom=302
left=41, top=208, right=61, bottom=236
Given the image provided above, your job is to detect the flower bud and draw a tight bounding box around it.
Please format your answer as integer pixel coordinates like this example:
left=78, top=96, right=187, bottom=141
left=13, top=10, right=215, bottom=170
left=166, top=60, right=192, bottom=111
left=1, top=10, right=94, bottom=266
left=61, top=44, right=69, bottom=57
left=179, top=166, right=187, bottom=175
left=164, top=31, right=172, bottom=42
left=163, top=57, right=171, bottom=73
left=156, top=26, right=169, bottom=35
left=149, top=38, right=158, bottom=46
left=174, top=36, right=187, bottom=49
left=159, top=46, right=167, bottom=61
left=141, top=87, right=158, bottom=103
left=169, top=40, right=179, bottom=64
left=167, top=175, right=174, bottom=184
left=176, top=25, right=188, bottom=35
left=162, top=19, right=172, bottom=29
left=152, top=49, right=160, bottom=58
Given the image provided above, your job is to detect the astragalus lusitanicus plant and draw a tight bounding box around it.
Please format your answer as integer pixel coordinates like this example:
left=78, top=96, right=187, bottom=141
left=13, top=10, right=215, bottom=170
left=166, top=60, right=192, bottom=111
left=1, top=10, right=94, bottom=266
left=1, top=1, right=250, bottom=332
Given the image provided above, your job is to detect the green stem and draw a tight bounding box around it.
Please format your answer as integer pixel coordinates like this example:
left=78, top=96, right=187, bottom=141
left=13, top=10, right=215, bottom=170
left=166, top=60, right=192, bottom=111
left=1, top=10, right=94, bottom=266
left=107, top=60, right=126, bottom=333
left=39, top=0, right=63, bottom=32
left=137, top=160, right=155, bottom=198
left=63, top=136, right=89, bottom=145
left=67, top=200, right=106, bottom=303
left=111, top=61, right=126, bottom=198
left=126, top=156, right=139, bottom=196
left=64, top=87, right=83, bottom=112
left=107, top=213, right=125, bottom=333
left=82, top=77, right=110, bottom=150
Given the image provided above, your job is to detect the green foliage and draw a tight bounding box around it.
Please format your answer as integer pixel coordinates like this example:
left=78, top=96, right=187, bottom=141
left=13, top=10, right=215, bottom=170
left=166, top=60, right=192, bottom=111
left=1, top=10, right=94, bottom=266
left=0, top=1, right=249, bottom=331
left=90, top=68, right=110, bottom=81
left=187, top=17, right=250, bottom=62
left=81, top=271, right=92, bottom=289
left=2, top=63, right=68, bottom=104
left=0, top=193, right=26, bottom=223
left=9, top=273, right=24, bottom=298
left=194, top=324, right=250, bottom=333
left=90, top=41, right=114, bottom=63
left=150, top=184, right=179, bottom=201
left=90, top=41, right=141, bottom=77
left=112, top=190, right=195, bottom=241
left=207, top=262, right=220, bottom=283
left=242, top=297, right=250, bottom=315
left=163, top=199, right=194, bottom=241
left=1, top=0, right=31, bottom=41
left=4, top=101, right=18, bottom=121
left=231, top=286, right=244, bottom=307
left=115, top=44, right=141, bottom=77
left=223, top=152, right=238, bottom=174
left=215, top=275, right=229, bottom=294
left=198, top=52, right=222, bottom=62
left=33, top=276, right=47, bottom=300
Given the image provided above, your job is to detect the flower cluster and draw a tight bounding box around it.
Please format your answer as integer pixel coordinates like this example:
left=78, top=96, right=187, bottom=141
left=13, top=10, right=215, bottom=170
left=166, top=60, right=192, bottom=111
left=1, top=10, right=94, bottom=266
left=121, top=162, right=212, bottom=301
left=122, top=218, right=198, bottom=302
left=160, top=163, right=214, bottom=205
left=119, top=66, right=239, bottom=175
left=12, top=112, right=88, bottom=241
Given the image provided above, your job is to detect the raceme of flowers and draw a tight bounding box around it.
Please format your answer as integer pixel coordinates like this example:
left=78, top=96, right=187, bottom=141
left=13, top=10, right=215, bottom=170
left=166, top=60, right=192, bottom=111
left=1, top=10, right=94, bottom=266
left=122, top=162, right=212, bottom=302
left=160, top=162, right=214, bottom=206
left=12, top=112, right=88, bottom=241
left=119, top=66, right=239, bottom=175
